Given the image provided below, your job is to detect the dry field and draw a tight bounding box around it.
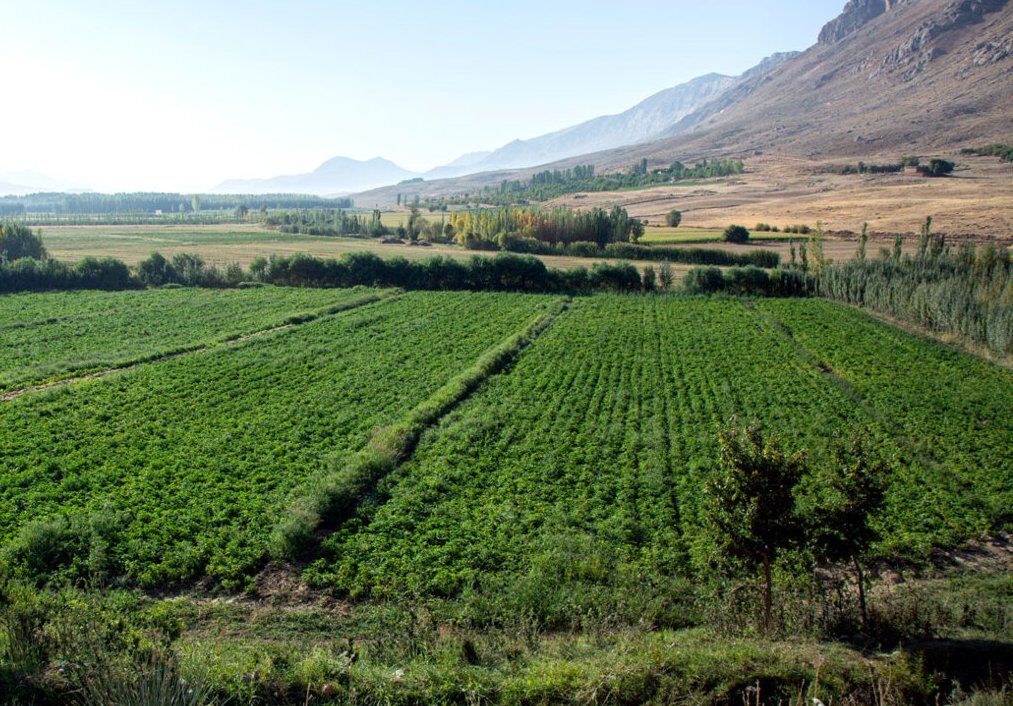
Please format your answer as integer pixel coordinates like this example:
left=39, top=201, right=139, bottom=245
left=39, top=224, right=705, bottom=276
left=545, top=154, right=1013, bottom=240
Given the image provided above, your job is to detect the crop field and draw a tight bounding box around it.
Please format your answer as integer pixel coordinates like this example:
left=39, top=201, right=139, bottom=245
left=0, top=286, right=385, bottom=390
left=310, top=295, right=1012, bottom=606
left=0, top=290, right=554, bottom=586
left=1, top=286, right=1010, bottom=703
left=641, top=226, right=799, bottom=243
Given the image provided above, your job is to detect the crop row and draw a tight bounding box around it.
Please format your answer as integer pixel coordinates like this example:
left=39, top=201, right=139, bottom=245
left=310, top=297, right=874, bottom=599
left=755, top=298, right=1013, bottom=549
left=311, top=295, right=1010, bottom=608
left=0, top=286, right=390, bottom=390
left=0, top=290, right=553, bottom=587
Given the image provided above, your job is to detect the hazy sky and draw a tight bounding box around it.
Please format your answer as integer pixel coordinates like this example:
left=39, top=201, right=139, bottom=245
left=2, top=0, right=845, bottom=192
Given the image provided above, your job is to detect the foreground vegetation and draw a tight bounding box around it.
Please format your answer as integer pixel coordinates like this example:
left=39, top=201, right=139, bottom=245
left=2, top=568, right=1009, bottom=705
left=0, top=289, right=1009, bottom=703
left=0, top=218, right=1009, bottom=703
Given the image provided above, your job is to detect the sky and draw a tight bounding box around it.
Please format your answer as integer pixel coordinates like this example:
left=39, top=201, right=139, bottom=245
left=1, top=0, right=845, bottom=192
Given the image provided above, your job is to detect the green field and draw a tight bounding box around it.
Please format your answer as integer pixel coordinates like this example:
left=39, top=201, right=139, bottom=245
left=0, top=290, right=553, bottom=585
left=1, top=287, right=1010, bottom=703
left=0, top=286, right=384, bottom=390
left=641, top=226, right=802, bottom=243
left=310, top=296, right=1011, bottom=613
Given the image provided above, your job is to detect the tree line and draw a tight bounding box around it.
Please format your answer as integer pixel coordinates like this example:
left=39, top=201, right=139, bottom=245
left=264, top=209, right=388, bottom=237
left=0, top=192, right=351, bottom=217
left=683, top=220, right=1011, bottom=356
left=418, top=158, right=745, bottom=209
left=446, top=206, right=644, bottom=248
left=818, top=222, right=1010, bottom=355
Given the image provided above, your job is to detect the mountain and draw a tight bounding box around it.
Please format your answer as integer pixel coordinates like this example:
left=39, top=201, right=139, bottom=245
left=610, top=0, right=1012, bottom=162
left=0, top=171, right=86, bottom=195
left=431, top=72, right=738, bottom=178
left=216, top=156, right=417, bottom=195
left=423, top=151, right=494, bottom=180
left=355, top=0, right=1011, bottom=206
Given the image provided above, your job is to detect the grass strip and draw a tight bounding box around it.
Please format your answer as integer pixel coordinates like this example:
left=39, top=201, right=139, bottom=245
left=269, top=296, right=571, bottom=560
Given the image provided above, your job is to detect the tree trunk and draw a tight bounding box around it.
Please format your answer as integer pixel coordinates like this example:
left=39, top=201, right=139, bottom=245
left=762, top=551, right=773, bottom=633
left=853, top=552, right=867, bottom=628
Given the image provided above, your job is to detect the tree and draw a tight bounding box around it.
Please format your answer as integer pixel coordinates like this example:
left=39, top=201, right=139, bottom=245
left=927, top=159, right=954, bottom=177
left=808, top=222, right=828, bottom=277
left=723, top=225, right=749, bottom=244
left=857, top=223, right=868, bottom=263
left=665, top=209, right=683, bottom=228
left=704, top=421, right=806, bottom=632
left=814, top=436, right=889, bottom=627
left=642, top=265, right=657, bottom=291
left=657, top=261, right=674, bottom=291
left=234, top=204, right=249, bottom=220
left=191, top=195, right=202, bottom=213
left=628, top=219, right=645, bottom=243
left=136, top=252, right=177, bottom=287
left=0, top=223, right=47, bottom=262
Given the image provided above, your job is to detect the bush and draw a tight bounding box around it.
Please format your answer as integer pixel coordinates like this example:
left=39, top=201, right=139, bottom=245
left=566, top=241, right=600, bottom=258
left=682, top=267, right=726, bottom=293
left=665, top=209, right=682, bottom=228
left=0, top=223, right=46, bottom=262
left=682, top=266, right=813, bottom=296
left=723, top=225, right=750, bottom=243
left=928, top=158, right=955, bottom=177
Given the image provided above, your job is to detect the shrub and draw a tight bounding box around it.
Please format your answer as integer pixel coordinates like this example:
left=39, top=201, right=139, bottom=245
left=928, top=158, right=955, bottom=177
left=665, top=209, right=683, bottom=228
left=682, top=266, right=726, bottom=293
left=0, top=223, right=46, bottom=262
left=723, top=225, right=750, bottom=243
left=566, top=241, right=600, bottom=258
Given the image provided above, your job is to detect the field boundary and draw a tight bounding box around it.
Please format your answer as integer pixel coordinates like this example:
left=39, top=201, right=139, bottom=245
left=269, top=296, right=572, bottom=561
left=0, top=289, right=398, bottom=402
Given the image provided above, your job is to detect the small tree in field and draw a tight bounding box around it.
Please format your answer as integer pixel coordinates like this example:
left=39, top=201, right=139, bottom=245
left=705, top=421, right=806, bottom=632
left=642, top=265, right=657, bottom=291
left=723, top=225, right=749, bottom=243
left=815, top=435, right=889, bottom=627
left=657, top=261, right=674, bottom=290
left=665, top=209, right=682, bottom=228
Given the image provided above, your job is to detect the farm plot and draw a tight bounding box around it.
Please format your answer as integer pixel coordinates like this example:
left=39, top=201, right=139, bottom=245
left=312, top=297, right=874, bottom=600
left=0, top=286, right=386, bottom=390
left=0, top=290, right=554, bottom=587
left=312, top=295, right=1011, bottom=607
left=754, top=298, right=1013, bottom=549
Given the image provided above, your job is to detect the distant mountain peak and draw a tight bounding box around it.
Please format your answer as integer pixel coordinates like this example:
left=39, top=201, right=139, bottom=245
left=216, top=156, right=416, bottom=195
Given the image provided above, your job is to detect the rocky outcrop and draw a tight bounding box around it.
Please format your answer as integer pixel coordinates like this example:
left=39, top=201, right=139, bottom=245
left=883, top=0, right=1008, bottom=78
left=819, top=0, right=896, bottom=44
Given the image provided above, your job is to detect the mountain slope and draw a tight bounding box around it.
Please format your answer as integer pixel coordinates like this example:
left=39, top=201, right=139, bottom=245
left=217, top=156, right=417, bottom=195
left=355, top=0, right=1010, bottom=208
left=442, top=72, right=736, bottom=176
left=618, top=0, right=1012, bottom=162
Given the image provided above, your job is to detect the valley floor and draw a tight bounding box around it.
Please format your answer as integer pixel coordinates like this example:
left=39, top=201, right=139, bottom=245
left=0, top=287, right=1009, bottom=704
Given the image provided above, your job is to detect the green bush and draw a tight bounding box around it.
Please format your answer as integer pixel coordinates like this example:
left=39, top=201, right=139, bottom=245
left=723, top=225, right=750, bottom=243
